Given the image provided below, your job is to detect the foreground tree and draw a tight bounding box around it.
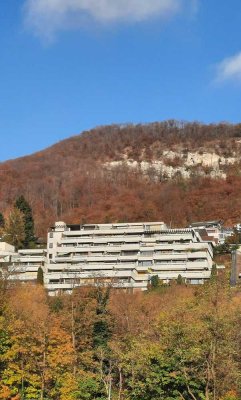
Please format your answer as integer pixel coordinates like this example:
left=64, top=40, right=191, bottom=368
left=1, top=273, right=241, bottom=399
left=0, top=285, right=74, bottom=400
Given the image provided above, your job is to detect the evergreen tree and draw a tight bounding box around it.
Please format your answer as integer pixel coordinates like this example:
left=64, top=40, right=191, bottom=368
left=176, top=274, right=184, bottom=285
left=36, top=267, right=44, bottom=285
left=150, top=275, right=160, bottom=289
left=0, top=213, right=5, bottom=229
left=15, top=196, right=35, bottom=248
left=92, top=286, right=111, bottom=348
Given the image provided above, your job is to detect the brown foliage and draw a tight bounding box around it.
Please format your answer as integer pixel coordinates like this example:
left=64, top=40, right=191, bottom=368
left=1, top=121, right=241, bottom=237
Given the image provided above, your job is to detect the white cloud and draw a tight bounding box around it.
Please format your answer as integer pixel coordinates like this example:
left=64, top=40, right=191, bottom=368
left=23, top=0, right=197, bottom=39
left=216, top=52, right=241, bottom=83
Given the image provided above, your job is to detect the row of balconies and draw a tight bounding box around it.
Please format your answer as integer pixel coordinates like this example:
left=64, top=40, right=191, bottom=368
left=61, top=232, right=195, bottom=241
left=62, top=227, right=162, bottom=237
left=54, top=243, right=213, bottom=258
left=46, top=281, right=147, bottom=291
left=47, top=261, right=210, bottom=273
left=11, top=262, right=44, bottom=267
left=10, top=265, right=40, bottom=272
left=12, top=256, right=46, bottom=263
left=53, top=251, right=210, bottom=263
left=60, top=235, right=194, bottom=243
left=8, top=272, right=39, bottom=281
left=18, top=249, right=46, bottom=255
left=57, top=243, right=208, bottom=252
left=45, top=270, right=211, bottom=292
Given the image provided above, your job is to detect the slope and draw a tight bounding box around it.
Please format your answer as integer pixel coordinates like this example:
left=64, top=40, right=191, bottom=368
left=1, top=120, right=241, bottom=237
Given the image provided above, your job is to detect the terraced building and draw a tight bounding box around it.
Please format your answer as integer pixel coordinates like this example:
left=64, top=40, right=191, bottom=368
left=45, top=221, right=213, bottom=294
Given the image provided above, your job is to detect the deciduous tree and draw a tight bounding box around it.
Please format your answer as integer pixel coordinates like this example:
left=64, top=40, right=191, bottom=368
left=3, top=208, right=25, bottom=249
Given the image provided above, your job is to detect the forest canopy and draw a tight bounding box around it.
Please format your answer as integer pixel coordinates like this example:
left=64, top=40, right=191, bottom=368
left=0, top=273, right=240, bottom=400
left=1, top=121, right=241, bottom=236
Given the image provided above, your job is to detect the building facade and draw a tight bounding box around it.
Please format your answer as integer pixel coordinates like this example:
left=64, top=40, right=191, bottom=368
left=189, top=220, right=234, bottom=245
left=0, top=243, right=46, bottom=283
left=0, top=242, right=15, bottom=280
left=10, top=249, right=46, bottom=282
left=45, top=221, right=213, bottom=294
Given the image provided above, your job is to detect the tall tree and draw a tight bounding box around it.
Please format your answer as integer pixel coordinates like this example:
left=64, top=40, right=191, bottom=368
left=0, top=285, right=74, bottom=400
left=37, top=267, right=44, bottom=286
left=0, top=212, right=5, bottom=229
left=15, top=196, right=35, bottom=248
left=92, top=286, right=111, bottom=349
left=3, top=208, right=25, bottom=250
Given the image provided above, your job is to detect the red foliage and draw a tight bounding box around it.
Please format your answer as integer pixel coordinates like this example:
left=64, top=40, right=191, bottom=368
left=1, top=121, right=241, bottom=237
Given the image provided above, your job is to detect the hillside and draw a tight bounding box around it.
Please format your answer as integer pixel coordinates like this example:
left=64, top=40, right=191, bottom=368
left=1, top=120, right=241, bottom=237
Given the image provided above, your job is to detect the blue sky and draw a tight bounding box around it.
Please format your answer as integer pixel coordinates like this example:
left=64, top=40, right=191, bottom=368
left=1, top=0, right=241, bottom=161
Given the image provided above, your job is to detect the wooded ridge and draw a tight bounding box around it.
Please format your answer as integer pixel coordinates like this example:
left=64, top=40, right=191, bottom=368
left=1, top=121, right=241, bottom=236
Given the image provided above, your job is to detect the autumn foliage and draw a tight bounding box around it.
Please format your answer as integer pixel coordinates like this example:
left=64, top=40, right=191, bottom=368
left=1, top=121, right=241, bottom=237
left=1, top=274, right=241, bottom=399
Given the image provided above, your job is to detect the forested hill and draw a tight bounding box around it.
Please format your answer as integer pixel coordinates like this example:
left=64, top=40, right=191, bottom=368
left=1, top=120, right=241, bottom=236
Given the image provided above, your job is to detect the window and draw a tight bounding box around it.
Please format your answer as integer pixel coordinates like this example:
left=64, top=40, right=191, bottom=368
left=49, top=243, right=53, bottom=248
left=121, top=251, right=138, bottom=256
left=139, top=260, right=152, bottom=266
left=140, top=251, right=153, bottom=256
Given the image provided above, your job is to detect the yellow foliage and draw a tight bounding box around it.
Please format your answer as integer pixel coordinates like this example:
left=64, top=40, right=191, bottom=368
left=0, top=385, right=11, bottom=399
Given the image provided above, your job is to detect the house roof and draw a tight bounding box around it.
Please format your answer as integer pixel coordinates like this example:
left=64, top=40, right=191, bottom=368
left=189, top=220, right=223, bottom=228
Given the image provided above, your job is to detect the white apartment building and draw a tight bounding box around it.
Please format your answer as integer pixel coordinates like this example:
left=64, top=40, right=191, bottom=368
left=0, top=242, right=15, bottom=279
left=0, top=241, right=15, bottom=260
left=189, top=220, right=234, bottom=245
left=10, top=249, right=46, bottom=282
left=0, top=243, right=46, bottom=282
left=45, top=221, right=213, bottom=294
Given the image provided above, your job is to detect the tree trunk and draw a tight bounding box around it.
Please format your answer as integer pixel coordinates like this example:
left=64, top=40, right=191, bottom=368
left=118, top=368, right=123, bottom=400
left=71, top=299, right=77, bottom=376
